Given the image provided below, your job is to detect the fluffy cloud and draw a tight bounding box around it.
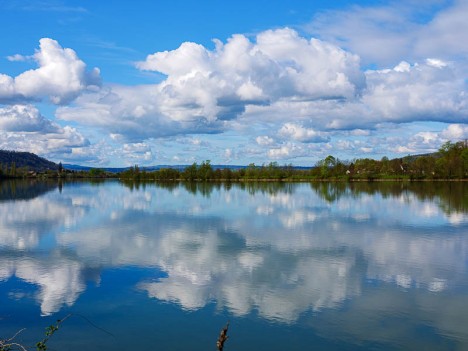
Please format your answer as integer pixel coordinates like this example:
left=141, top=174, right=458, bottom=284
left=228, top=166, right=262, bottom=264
left=242, top=57, right=467, bottom=134
left=441, top=123, right=468, bottom=140
left=387, top=123, right=468, bottom=155
left=121, top=142, right=154, bottom=164
left=54, top=26, right=466, bottom=153
left=57, top=28, right=365, bottom=141
left=267, top=143, right=307, bottom=160
left=0, top=104, right=89, bottom=156
left=1, top=38, right=100, bottom=104
left=0, top=104, right=57, bottom=132
left=278, top=123, right=329, bottom=143
left=362, top=60, right=467, bottom=124
left=56, top=84, right=225, bottom=141
left=256, top=136, right=275, bottom=146
left=138, top=28, right=364, bottom=102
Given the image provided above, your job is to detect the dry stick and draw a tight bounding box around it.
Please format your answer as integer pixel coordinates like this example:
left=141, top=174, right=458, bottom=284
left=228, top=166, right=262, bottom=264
left=1, top=342, right=27, bottom=351
left=216, top=322, right=229, bottom=351
left=5, top=328, right=26, bottom=343
left=1, top=328, right=27, bottom=351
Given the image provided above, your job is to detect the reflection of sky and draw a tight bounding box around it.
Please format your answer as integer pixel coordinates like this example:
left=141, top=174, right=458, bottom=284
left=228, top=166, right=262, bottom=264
left=0, top=182, right=467, bottom=342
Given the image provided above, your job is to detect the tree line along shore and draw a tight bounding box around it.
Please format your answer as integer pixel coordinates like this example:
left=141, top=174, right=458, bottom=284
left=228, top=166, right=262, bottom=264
left=0, top=141, right=467, bottom=181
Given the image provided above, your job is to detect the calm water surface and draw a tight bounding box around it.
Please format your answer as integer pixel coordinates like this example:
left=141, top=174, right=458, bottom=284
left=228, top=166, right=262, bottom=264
left=0, top=180, right=467, bottom=350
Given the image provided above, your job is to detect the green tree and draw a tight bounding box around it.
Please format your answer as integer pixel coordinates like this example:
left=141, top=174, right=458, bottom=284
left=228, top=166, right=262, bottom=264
left=89, top=168, right=105, bottom=177
left=462, top=147, right=468, bottom=177
left=197, top=160, right=213, bottom=181
left=183, top=163, right=198, bottom=181
left=318, top=155, right=336, bottom=178
left=9, top=162, right=16, bottom=177
left=245, top=163, right=257, bottom=179
left=221, top=168, right=233, bottom=181
left=437, top=141, right=466, bottom=178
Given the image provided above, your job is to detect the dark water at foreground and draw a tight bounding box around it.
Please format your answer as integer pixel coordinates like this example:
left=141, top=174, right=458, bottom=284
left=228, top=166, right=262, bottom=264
left=0, top=180, right=467, bottom=350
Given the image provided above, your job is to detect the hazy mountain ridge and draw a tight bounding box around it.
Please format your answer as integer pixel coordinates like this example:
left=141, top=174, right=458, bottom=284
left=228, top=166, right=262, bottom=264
left=63, top=164, right=313, bottom=173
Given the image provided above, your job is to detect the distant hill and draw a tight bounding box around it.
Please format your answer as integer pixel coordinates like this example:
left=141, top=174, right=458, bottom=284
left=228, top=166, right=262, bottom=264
left=0, top=150, right=58, bottom=171
left=64, top=164, right=219, bottom=173
left=402, top=152, right=441, bottom=162
left=63, top=164, right=313, bottom=173
left=63, top=164, right=128, bottom=173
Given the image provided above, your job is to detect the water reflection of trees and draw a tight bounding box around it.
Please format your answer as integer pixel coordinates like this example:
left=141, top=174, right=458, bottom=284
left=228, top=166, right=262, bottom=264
left=181, top=181, right=295, bottom=197
left=311, top=181, right=467, bottom=213
left=0, top=180, right=58, bottom=201
left=0, top=179, right=113, bottom=202
left=237, top=181, right=294, bottom=196
left=120, top=180, right=466, bottom=213
left=120, top=180, right=296, bottom=197
left=182, top=182, right=220, bottom=197
left=309, top=182, right=348, bottom=202
left=120, top=180, right=150, bottom=192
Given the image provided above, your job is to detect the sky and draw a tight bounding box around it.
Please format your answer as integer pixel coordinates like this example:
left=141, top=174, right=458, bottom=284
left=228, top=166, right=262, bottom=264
left=0, top=0, right=467, bottom=167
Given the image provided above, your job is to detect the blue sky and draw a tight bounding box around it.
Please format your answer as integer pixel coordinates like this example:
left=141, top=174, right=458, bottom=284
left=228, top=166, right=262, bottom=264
left=0, top=0, right=467, bottom=166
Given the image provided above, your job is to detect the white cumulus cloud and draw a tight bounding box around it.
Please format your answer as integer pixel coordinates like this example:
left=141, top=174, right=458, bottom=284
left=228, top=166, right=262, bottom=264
left=0, top=104, right=89, bottom=156
left=279, top=123, right=329, bottom=143
left=1, top=38, right=101, bottom=104
left=48, top=25, right=467, bottom=160
left=256, top=135, right=275, bottom=146
left=362, top=60, right=468, bottom=124
left=441, top=124, right=468, bottom=140
left=57, top=28, right=364, bottom=141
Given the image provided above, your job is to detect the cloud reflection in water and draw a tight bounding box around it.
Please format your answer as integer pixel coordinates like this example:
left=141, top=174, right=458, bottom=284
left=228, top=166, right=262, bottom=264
left=0, top=181, right=467, bottom=328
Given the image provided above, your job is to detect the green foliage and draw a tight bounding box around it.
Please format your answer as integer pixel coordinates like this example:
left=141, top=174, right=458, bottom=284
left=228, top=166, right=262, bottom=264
left=88, top=168, right=106, bottom=178
left=1, top=317, right=67, bottom=351
left=197, top=160, right=213, bottom=181
left=35, top=319, right=63, bottom=351
left=433, top=141, right=467, bottom=178
left=310, top=141, right=467, bottom=180
left=182, top=162, right=198, bottom=181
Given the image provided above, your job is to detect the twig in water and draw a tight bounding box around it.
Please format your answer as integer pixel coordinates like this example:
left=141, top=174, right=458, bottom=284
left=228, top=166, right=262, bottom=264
left=1, top=313, right=114, bottom=351
left=0, top=328, right=27, bottom=351
left=35, top=314, right=72, bottom=351
left=216, top=321, right=229, bottom=351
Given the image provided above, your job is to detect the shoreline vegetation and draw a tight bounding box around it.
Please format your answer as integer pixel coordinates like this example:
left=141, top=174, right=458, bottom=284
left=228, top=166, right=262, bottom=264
left=0, top=141, right=467, bottom=182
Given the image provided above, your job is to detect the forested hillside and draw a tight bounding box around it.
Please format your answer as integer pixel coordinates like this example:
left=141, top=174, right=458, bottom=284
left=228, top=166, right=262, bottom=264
left=0, top=150, right=58, bottom=173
